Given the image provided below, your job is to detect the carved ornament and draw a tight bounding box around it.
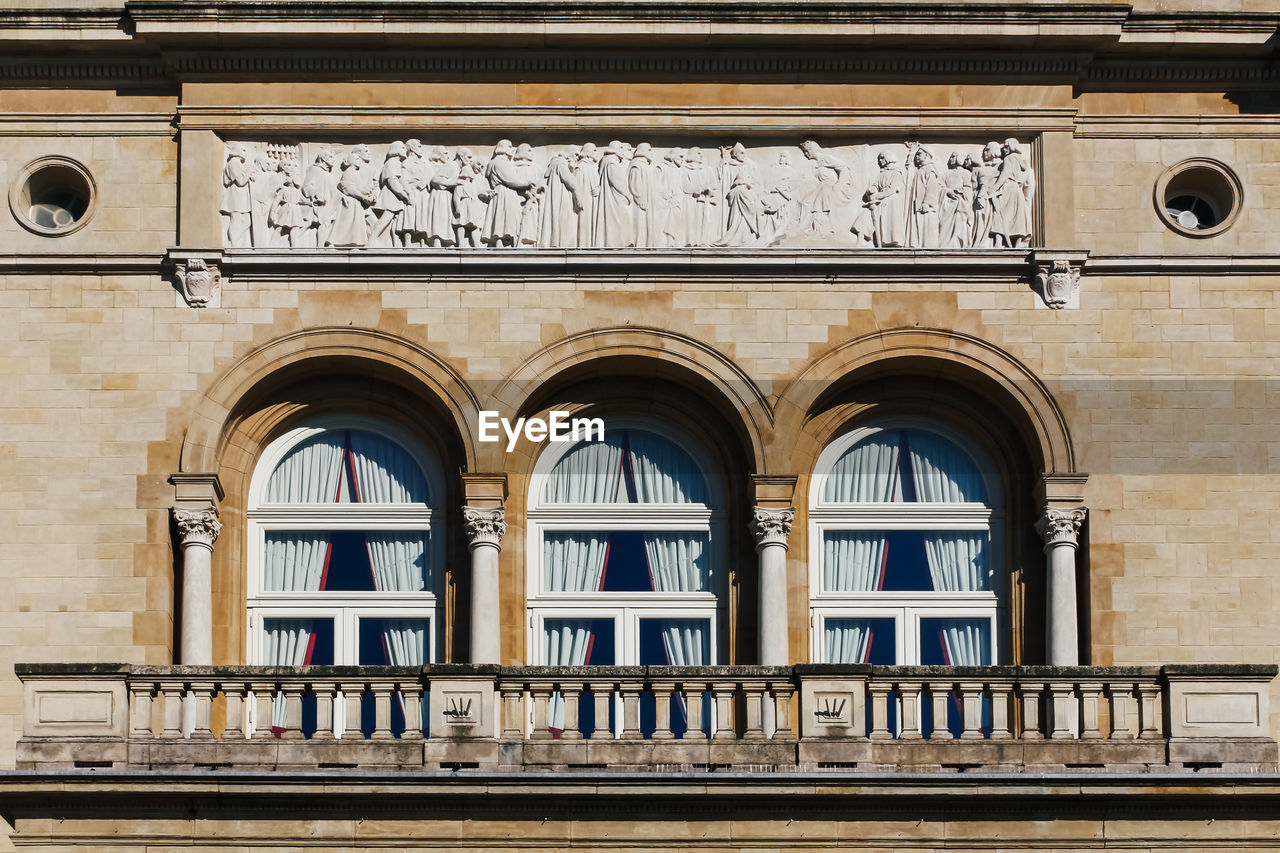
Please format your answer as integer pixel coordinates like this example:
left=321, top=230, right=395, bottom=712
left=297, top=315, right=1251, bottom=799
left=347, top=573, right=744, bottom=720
left=172, top=508, right=222, bottom=549
left=175, top=258, right=221, bottom=308
left=1034, top=257, right=1082, bottom=309
left=463, top=506, right=507, bottom=550
left=750, top=506, right=795, bottom=550
left=1035, top=506, right=1087, bottom=549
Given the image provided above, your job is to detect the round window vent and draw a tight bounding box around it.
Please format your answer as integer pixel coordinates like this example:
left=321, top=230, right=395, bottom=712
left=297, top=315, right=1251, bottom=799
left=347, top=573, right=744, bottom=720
left=1154, top=158, right=1242, bottom=238
left=9, top=156, right=96, bottom=236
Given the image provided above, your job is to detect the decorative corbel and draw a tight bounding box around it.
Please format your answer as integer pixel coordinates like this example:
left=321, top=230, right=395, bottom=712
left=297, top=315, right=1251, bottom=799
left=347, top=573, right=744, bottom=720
left=1030, top=250, right=1088, bottom=310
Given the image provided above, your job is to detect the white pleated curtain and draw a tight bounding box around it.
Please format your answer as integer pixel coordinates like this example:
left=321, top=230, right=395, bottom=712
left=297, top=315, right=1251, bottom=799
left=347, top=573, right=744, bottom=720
left=542, top=429, right=706, bottom=505
left=643, top=533, right=709, bottom=593
left=657, top=620, right=708, bottom=666
left=546, top=619, right=595, bottom=733
left=543, top=533, right=610, bottom=593
left=935, top=619, right=990, bottom=667
left=263, top=619, right=315, bottom=731
left=263, top=534, right=329, bottom=592
left=821, top=431, right=898, bottom=593
left=823, top=619, right=873, bottom=664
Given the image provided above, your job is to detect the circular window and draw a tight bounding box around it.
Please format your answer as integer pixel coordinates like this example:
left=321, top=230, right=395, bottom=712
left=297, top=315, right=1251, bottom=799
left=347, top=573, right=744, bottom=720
left=1154, top=158, right=1242, bottom=238
left=8, top=156, right=96, bottom=236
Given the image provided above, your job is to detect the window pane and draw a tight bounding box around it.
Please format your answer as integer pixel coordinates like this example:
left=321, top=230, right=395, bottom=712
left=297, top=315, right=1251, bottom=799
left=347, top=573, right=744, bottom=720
left=264, top=530, right=428, bottom=592
left=919, top=617, right=992, bottom=666
left=823, top=617, right=895, bottom=664
left=823, top=530, right=989, bottom=593
left=359, top=618, right=429, bottom=666
left=266, top=429, right=428, bottom=504
left=639, top=618, right=710, bottom=666
left=261, top=617, right=333, bottom=665
left=544, top=618, right=615, bottom=665
left=542, top=428, right=708, bottom=504
left=543, top=531, right=710, bottom=593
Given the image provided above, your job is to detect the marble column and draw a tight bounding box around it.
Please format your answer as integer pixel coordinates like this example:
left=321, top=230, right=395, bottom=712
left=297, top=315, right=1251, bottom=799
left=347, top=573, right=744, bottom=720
left=749, top=507, right=794, bottom=666
left=1035, top=506, right=1087, bottom=666
left=172, top=507, right=221, bottom=666
left=463, top=506, right=506, bottom=664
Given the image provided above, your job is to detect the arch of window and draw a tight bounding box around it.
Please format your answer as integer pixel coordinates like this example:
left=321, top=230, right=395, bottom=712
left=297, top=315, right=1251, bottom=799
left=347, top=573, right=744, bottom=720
left=247, top=417, right=444, bottom=676
left=809, top=419, right=1005, bottom=669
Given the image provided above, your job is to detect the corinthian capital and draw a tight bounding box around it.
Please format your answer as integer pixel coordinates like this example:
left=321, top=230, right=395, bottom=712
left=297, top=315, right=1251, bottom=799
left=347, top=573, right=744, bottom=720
left=463, top=506, right=507, bottom=550
left=1035, top=506, right=1087, bottom=549
left=172, top=508, right=222, bottom=549
left=750, top=506, right=795, bottom=550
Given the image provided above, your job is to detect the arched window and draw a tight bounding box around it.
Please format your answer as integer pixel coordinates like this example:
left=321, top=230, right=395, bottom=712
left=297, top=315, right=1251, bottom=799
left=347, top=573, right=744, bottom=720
left=527, top=419, right=724, bottom=668
left=809, top=420, right=1004, bottom=667
left=247, top=418, right=443, bottom=668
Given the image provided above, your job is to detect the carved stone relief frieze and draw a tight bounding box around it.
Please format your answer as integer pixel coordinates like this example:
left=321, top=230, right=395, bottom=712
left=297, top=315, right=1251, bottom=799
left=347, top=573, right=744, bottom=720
left=220, top=137, right=1037, bottom=251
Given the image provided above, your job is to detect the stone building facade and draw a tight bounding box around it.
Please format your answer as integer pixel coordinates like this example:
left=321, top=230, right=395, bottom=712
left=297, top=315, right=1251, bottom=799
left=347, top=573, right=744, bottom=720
left=1, top=0, right=1280, bottom=849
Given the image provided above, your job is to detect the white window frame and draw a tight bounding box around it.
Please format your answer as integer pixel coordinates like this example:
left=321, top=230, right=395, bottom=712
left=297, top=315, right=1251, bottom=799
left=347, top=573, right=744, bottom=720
left=807, top=418, right=1005, bottom=665
left=246, top=415, right=444, bottom=665
left=527, top=417, right=725, bottom=665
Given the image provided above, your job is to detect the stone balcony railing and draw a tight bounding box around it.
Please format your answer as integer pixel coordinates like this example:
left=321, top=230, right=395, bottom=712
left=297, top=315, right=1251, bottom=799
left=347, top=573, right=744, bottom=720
left=15, top=663, right=1277, bottom=774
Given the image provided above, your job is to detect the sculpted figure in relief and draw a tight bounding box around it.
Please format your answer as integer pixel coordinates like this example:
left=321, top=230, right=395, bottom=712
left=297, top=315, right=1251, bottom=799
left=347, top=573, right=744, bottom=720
left=328, top=145, right=376, bottom=248
left=301, top=147, right=338, bottom=247
left=760, top=151, right=799, bottom=245
left=220, top=144, right=252, bottom=248
left=907, top=146, right=942, bottom=249
left=368, top=141, right=409, bottom=248
left=683, top=147, right=719, bottom=246
left=596, top=140, right=634, bottom=248
left=397, top=139, right=428, bottom=247
left=452, top=149, right=486, bottom=248
left=867, top=152, right=908, bottom=248
left=249, top=155, right=282, bottom=248
left=542, top=145, right=584, bottom=249
left=990, top=137, right=1034, bottom=248
left=515, top=144, right=544, bottom=248
left=713, top=142, right=761, bottom=247
left=629, top=143, right=662, bottom=248
left=938, top=152, right=974, bottom=249
left=970, top=142, right=1002, bottom=248
left=573, top=143, right=602, bottom=248
left=425, top=145, right=461, bottom=247
left=482, top=140, right=534, bottom=248
left=269, top=163, right=315, bottom=248
left=799, top=140, right=851, bottom=236
left=659, top=148, right=687, bottom=247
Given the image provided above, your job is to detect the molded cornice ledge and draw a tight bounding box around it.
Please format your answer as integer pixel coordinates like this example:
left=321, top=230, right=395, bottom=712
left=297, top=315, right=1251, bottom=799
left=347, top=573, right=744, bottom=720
left=122, top=0, right=1133, bottom=47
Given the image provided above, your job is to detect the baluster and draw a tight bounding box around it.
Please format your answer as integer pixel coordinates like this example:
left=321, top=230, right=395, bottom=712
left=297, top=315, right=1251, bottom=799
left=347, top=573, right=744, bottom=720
left=958, top=680, right=985, bottom=740
left=561, top=682, right=583, bottom=741
left=652, top=681, right=675, bottom=740
left=989, top=680, right=1013, bottom=740
left=400, top=680, right=424, bottom=740
left=619, top=681, right=643, bottom=739
left=1079, top=681, right=1103, bottom=739
left=129, top=680, right=155, bottom=739
left=771, top=682, right=796, bottom=741
left=868, top=680, right=893, bottom=740
left=742, top=682, right=767, bottom=740
left=1048, top=682, right=1076, bottom=740
left=160, top=679, right=184, bottom=739
left=312, top=680, right=336, bottom=740
left=500, top=685, right=525, bottom=739
left=280, top=680, right=306, bottom=739
left=1018, top=681, right=1044, bottom=739
left=341, top=681, right=365, bottom=740
left=1137, top=683, right=1163, bottom=739
left=897, top=681, right=923, bottom=740
left=590, top=681, right=612, bottom=739
left=370, top=681, right=394, bottom=740
left=529, top=685, right=553, bottom=739
left=929, top=681, right=953, bottom=741
left=223, top=680, right=248, bottom=740
left=190, top=680, right=216, bottom=739
left=684, top=682, right=707, bottom=740
left=711, top=681, right=734, bottom=740
left=251, top=681, right=276, bottom=740
left=1107, top=682, right=1137, bottom=739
